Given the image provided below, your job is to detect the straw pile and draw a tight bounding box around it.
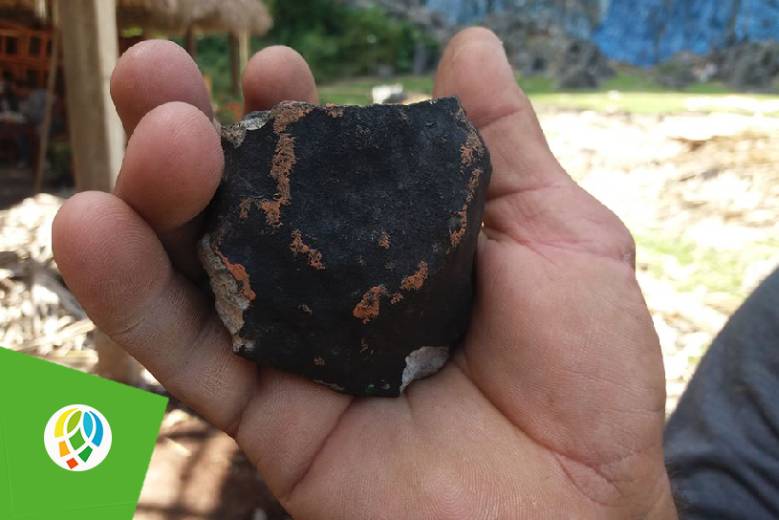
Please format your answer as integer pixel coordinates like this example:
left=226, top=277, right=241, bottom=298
left=0, top=194, right=96, bottom=369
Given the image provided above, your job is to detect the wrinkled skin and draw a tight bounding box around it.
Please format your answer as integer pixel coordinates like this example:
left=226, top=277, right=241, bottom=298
left=53, top=28, right=677, bottom=519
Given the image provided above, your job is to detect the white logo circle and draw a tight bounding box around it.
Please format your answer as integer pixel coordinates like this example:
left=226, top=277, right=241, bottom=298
left=43, top=404, right=112, bottom=472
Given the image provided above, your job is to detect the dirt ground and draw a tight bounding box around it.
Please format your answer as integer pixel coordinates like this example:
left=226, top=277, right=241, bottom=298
left=1, top=107, right=777, bottom=518
left=541, top=109, right=779, bottom=411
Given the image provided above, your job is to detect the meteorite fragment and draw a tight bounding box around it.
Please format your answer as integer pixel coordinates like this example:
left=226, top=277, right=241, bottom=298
left=199, top=97, right=491, bottom=397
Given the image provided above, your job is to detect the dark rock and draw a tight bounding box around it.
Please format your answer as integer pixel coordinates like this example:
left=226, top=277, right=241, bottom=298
left=716, top=41, right=779, bottom=90
left=556, top=64, right=599, bottom=89
left=654, top=52, right=717, bottom=90
left=199, top=98, right=491, bottom=397
left=553, top=39, right=614, bottom=89
left=349, top=0, right=779, bottom=68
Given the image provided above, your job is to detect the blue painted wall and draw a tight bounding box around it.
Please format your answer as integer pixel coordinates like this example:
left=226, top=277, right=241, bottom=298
left=422, top=0, right=779, bottom=65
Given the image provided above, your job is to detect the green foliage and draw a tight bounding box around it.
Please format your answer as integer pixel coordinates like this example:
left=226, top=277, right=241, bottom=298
left=168, top=1, right=438, bottom=116
left=318, top=75, right=433, bottom=105
left=189, top=35, right=232, bottom=95
left=316, top=72, right=779, bottom=115
left=170, top=34, right=238, bottom=121
left=257, top=0, right=438, bottom=82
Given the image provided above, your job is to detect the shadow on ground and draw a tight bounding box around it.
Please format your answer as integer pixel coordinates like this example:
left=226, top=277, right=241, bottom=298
left=136, top=401, right=289, bottom=520
left=0, top=165, right=36, bottom=209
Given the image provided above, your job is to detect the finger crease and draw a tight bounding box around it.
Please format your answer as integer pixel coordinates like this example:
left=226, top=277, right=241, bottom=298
left=103, top=265, right=175, bottom=349
left=277, top=396, right=355, bottom=507
left=225, top=375, right=260, bottom=439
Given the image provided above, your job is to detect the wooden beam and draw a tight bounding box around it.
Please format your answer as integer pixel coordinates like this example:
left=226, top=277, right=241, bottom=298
left=237, top=30, right=250, bottom=76
left=229, top=30, right=250, bottom=95
left=59, top=0, right=124, bottom=192
left=184, top=25, right=197, bottom=59
left=33, top=22, right=58, bottom=193
left=33, top=0, right=47, bottom=20
left=59, top=0, right=141, bottom=386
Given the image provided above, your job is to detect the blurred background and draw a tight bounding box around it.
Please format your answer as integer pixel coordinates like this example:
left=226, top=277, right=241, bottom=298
left=1, top=0, right=778, bottom=518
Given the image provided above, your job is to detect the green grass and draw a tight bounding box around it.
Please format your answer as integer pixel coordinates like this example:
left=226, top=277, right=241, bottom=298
left=531, top=92, right=691, bottom=114
left=316, top=70, right=779, bottom=116
left=210, top=69, right=779, bottom=123
left=636, top=234, right=779, bottom=299
left=318, top=75, right=434, bottom=106
left=182, top=28, right=777, bottom=119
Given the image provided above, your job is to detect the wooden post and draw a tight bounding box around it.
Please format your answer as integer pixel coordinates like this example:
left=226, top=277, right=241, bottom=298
left=33, top=0, right=47, bottom=19
left=229, top=30, right=250, bottom=95
left=33, top=21, right=59, bottom=193
left=184, top=25, right=197, bottom=59
left=59, top=0, right=124, bottom=192
left=60, top=0, right=142, bottom=386
left=237, top=30, right=250, bottom=76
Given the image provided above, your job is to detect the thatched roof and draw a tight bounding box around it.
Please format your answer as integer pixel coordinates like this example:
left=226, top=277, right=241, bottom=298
left=117, top=0, right=272, bottom=34
left=0, top=0, right=45, bottom=24
left=0, top=0, right=273, bottom=34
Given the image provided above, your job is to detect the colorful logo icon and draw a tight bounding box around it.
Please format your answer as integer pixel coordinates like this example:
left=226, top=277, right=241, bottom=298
left=43, top=404, right=112, bottom=472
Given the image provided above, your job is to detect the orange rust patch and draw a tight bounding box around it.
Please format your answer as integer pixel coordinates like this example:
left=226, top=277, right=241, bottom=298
left=400, top=261, right=429, bottom=291
left=272, top=103, right=314, bottom=134
left=324, top=104, right=345, bottom=118
left=258, top=104, right=315, bottom=227
left=290, top=229, right=325, bottom=270
left=378, top=231, right=390, bottom=249
left=260, top=133, right=296, bottom=227
left=450, top=168, right=482, bottom=248
left=466, top=168, right=482, bottom=201
left=352, top=285, right=387, bottom=324
left=449, top=209, right=468, bottom=248
left=238, top=197, right=265, bottom=220
left=238, top=198, right=253, bottom=219
left=460, top=132, right=483, bottom=167
left=214, top=248, right=256, bottom=301
left=259, top=200, right=281, bottom=226
left=270, top=135, right=295, bottom=200
left=313, top=356, right=325, bottom=366
left=390, top=292, right=404, bottom=304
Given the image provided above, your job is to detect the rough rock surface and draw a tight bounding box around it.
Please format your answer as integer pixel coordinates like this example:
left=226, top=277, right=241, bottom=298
left=717, top=41, right=779, bottom=90
left=199, top=98, right=491, bottom=397
left=553, top=39, right=614, bottom=89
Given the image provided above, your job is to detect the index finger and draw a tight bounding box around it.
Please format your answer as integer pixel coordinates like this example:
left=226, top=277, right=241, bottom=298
left=111, top=39, right=213, bottom=136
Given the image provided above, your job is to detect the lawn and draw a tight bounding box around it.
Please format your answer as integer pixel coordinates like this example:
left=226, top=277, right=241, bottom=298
left=206, top=63, right=779, bottom=122
left=317, top=71, right=779, bottom=116
left=636, top=234, right=779, bottom=301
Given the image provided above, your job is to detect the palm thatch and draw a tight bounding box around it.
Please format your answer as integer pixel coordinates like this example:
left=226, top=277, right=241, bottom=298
left=0, top=0, right=42, bottom=11
left=0, top=0, right=273, bottom=34
left=0, top=0, right=45, bottom=24
left=117, top=0, right=272, bottom=34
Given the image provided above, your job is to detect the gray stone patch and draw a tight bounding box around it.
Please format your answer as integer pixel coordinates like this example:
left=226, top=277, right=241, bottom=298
left=400, top=345, right=450, bottom=392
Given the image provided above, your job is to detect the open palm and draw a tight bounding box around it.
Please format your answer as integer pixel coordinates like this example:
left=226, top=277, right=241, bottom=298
left=53, top=28, right=676, bottom=519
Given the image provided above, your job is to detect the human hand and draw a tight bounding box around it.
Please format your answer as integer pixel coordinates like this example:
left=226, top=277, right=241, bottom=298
left=53, top=28, right=677, bottom=519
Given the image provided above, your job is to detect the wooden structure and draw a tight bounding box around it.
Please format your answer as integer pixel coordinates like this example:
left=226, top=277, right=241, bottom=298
left=0, top=0, right=272, bottom=385
left=0, top=21, right=52, bottom=87
left=1, top=0, right=274, bottom=166
left=0, top=21, right=55, bottom=172
left=60, top=0, right=125, bottom=192
left=117, top=0, right=272, bottom=93
left=61, top=0, right=137, bottom=384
